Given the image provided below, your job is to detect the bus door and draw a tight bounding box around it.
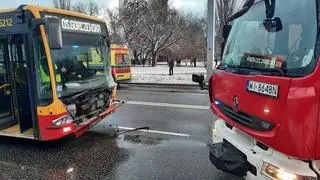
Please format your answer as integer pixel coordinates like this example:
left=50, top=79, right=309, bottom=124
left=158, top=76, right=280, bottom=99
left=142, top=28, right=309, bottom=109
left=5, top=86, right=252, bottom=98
left=0, top=35, right=33, bottom=133
left=0, top=38, right=16, bottom=130
left=9, top=35, right=33, bottom=133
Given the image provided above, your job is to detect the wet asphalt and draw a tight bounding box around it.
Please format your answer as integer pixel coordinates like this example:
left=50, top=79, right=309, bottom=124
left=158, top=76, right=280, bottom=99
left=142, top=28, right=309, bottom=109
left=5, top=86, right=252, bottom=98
left=0, top=84, right=240, bottom=180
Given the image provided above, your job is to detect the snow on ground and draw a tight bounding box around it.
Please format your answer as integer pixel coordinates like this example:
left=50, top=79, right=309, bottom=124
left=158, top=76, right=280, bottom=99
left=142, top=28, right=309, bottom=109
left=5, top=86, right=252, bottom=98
left=130, top=64, right=206, bottom=84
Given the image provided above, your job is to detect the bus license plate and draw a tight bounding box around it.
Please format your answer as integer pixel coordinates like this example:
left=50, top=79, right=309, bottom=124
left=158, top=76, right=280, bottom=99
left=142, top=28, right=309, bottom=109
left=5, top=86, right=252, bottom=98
left=247, top=81, right=279, bottom=98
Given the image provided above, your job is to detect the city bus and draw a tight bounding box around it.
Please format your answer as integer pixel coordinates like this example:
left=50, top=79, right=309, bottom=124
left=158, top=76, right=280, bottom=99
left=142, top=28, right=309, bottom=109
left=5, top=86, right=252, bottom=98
left=110, top=44, right=132, bottom=83
left=0, top=5, right=119, bottom=141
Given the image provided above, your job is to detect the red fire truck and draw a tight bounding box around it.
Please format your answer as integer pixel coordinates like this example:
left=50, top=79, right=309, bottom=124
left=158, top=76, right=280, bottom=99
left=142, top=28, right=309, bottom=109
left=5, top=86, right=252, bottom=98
left=209, top=0, right=320, bottom=179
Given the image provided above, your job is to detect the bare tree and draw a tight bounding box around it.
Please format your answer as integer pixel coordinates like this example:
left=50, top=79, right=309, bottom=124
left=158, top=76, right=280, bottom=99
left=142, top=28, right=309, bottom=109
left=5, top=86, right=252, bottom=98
left=106, top=9, right=126, bottom=44
left=108, top=0, right=205, bottom=66
left=87, top=0, right=100, bottom=16
left=73, top=0, right=100, bottom=16
left=134, top=0, right=183, bottom=66
left=170, top=15, right=206, bottom=62
left=215, top=0, right=236, bottom=33
left=73, top=1, right=87, bottom=14
left=215, top=0, right=237, bottom=61
left=118, top=0, right=152, bottom=65
left=53, top=0, right=71, bottom=10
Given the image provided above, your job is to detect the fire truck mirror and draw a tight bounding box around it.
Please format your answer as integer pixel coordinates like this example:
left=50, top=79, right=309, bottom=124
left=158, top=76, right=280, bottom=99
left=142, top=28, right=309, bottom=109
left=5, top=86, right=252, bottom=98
left=45, top=17, right=63, bottom=50
left=263, top=17, right=283, bottom=33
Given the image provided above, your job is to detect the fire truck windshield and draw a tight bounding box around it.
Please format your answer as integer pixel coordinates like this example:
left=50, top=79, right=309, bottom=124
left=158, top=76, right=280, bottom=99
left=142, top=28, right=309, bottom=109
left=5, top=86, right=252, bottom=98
left=51, top=33, right=114, bottom=97
left=222, top=0, right=317, bottom=77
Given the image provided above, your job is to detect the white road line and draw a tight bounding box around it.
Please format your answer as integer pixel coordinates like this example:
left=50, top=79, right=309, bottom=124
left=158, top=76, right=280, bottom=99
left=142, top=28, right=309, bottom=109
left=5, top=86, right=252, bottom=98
left=125, top=101, right=210, bottom=110
left=118, top=126, right=191, bottom=137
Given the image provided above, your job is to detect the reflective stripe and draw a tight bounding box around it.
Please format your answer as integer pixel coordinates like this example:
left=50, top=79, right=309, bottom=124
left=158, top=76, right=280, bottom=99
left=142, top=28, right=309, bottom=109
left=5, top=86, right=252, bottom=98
left=39, top=63, right=50, bottom=83
left=40, top=63, right=61, bottom=83
left=54, top=64, right=61, bottom=83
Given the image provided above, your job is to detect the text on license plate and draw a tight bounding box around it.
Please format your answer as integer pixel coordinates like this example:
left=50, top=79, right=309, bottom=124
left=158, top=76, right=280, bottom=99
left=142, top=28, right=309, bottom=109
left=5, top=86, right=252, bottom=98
left=247, top=81, right=279, bottom=98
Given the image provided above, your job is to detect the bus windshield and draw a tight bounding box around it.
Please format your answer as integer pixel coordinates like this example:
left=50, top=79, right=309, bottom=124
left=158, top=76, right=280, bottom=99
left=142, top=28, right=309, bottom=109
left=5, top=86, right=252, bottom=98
left=51, top=33, right=114, bottom=97
left=222, top=0, right=317, bottom=77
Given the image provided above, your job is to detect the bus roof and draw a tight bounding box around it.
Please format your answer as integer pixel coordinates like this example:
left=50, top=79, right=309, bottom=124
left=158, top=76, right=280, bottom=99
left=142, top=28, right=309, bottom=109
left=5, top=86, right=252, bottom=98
left=0, top=5, right=105, bottom=23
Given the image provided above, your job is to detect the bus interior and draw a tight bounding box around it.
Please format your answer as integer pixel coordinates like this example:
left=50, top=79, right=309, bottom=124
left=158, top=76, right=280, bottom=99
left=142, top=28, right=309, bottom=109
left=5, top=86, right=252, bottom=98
left=0, top=34, right=34, bottom=138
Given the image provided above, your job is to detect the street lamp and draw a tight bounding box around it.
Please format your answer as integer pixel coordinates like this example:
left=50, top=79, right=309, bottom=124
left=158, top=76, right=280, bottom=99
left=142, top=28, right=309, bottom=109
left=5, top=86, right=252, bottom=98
left=205, top=0, right=215, bottom=83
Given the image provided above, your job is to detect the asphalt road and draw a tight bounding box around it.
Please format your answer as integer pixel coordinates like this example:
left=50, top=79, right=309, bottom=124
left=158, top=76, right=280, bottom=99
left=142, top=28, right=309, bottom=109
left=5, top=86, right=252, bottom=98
left=0, top=84, right=240, bottom=180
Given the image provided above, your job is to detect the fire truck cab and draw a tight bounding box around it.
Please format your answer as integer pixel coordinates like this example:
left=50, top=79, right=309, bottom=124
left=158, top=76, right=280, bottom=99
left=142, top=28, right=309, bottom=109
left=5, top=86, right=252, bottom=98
left=209, top=0, right=320, bottom=179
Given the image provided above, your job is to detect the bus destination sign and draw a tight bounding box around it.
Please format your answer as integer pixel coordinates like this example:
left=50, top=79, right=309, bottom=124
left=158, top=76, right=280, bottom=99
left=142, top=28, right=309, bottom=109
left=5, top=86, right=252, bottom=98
left=61, top=18, right=101, bottom=34
left=42, top=13, right=106, bottom=35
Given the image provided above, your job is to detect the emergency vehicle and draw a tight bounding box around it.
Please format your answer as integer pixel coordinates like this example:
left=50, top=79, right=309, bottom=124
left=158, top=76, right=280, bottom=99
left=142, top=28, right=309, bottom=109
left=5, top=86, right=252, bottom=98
left=209, top=0, right=320, bottom=179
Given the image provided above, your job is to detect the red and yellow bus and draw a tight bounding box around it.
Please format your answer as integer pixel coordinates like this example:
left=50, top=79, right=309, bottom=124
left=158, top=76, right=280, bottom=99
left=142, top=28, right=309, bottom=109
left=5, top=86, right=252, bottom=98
left=110, top=44, right=132, bottom=83
left=0, top=5, right=119, bottom=141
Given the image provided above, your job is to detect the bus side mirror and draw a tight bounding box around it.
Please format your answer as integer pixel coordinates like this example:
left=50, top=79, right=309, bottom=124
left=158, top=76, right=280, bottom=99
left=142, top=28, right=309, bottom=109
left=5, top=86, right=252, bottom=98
left=223, top=25, right=232, bottom=39
left=46, top=17, right=63, bottom=49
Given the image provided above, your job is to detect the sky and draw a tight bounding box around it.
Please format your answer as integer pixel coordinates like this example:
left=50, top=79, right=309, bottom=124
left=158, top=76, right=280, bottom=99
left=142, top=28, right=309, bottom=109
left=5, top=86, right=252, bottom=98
left=2, top=0, right=207, bottom=17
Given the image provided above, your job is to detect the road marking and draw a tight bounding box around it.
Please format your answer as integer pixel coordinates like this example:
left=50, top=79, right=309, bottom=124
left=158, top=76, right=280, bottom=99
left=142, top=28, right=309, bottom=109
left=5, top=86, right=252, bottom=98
left=118, top=126, right=191, bottom=137
left=125, top=101, right=209, bottom=110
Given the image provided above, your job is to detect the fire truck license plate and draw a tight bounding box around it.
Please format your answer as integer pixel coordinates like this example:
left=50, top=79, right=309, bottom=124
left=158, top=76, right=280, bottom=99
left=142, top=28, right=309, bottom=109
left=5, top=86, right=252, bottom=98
left=247, top=81, right=279, bottom=98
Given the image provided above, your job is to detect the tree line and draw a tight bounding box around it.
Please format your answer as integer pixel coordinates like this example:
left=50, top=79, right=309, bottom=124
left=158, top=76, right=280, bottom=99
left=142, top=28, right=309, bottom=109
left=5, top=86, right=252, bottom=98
left=53, top=0, right=206, bottom=67
left=53, top=0, right=100, bottom=16
left=53, top=0, right=240, bottom=65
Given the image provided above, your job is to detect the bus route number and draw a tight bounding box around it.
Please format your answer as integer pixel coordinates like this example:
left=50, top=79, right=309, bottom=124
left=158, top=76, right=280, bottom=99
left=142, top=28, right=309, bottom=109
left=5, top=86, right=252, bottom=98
left=0, top=19, right=13, bottom=27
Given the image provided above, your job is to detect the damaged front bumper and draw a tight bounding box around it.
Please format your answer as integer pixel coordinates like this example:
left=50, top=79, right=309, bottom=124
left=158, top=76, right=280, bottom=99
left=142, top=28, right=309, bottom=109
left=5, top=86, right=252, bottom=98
left=210, top=119, right=317, bottom=180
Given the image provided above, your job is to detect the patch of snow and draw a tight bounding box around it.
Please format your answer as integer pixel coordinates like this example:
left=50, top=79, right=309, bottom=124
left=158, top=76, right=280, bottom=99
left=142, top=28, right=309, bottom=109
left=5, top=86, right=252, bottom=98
left=130, top=65, right=206, bottom=84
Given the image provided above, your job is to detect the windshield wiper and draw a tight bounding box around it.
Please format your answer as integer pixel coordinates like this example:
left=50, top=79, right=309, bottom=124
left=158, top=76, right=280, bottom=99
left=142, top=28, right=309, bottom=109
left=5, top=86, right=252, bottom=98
left=227, top=0, right=255, bottom=23
left=221, top=64, right=284, bottom=77
left=241, top=66, right=284, bottom=77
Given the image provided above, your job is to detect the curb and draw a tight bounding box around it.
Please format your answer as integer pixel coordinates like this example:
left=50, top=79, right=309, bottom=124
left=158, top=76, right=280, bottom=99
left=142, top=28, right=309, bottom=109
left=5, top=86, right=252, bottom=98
left=120, top=82, right=208, bottom=91
left=121, top=82, right=203, bottom=87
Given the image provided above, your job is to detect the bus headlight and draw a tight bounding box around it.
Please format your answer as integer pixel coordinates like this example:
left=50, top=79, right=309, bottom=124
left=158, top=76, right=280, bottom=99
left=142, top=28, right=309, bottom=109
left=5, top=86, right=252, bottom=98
left=261, top=162, right=316, bottom=180
left=52, top=115, right=73, bottom=126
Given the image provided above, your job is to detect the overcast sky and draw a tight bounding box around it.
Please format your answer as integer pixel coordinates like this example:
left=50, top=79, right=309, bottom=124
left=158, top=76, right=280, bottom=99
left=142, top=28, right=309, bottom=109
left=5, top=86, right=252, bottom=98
left=2, top=0, right=207, bottom=17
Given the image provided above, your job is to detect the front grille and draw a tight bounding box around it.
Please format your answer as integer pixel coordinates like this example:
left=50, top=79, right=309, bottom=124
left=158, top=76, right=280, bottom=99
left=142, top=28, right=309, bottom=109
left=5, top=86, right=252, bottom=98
left=217, top=101, right=275, bottom=131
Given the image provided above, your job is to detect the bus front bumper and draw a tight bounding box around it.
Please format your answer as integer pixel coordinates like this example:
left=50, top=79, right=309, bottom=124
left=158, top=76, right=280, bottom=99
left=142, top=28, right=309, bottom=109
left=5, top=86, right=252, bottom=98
left=73, top=102, right=121, bottom=138
left=210, top=119, right=318, bottom=180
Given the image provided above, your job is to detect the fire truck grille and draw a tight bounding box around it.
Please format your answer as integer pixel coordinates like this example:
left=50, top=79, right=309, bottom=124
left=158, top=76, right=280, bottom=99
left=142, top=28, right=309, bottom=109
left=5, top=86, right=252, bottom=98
left=217, top=101, right=275, bottom=131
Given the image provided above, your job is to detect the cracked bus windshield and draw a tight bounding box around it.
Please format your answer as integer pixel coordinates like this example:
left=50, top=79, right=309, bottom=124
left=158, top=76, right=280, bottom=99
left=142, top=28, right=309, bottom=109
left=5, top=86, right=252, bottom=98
left=223, top=1, right=317, bottom=77
left=51, top=33, right=114, bottom=97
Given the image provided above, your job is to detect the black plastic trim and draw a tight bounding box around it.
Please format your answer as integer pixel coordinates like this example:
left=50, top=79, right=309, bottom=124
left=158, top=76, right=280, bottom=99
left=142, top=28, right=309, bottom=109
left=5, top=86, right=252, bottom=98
left=217, top=100, right=275, bottom=131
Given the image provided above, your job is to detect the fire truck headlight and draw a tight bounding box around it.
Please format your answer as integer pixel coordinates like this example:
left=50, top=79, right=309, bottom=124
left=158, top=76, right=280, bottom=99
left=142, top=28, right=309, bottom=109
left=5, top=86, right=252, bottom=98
left=261, top=162, right=316, bottom=180
left=212, top=128, right=218, bottom=137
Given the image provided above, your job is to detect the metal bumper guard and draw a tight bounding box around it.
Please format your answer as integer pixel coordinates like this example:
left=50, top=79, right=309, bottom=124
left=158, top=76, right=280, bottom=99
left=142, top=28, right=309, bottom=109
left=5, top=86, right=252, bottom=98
left=74, top=101, right=122, bottom=137
left=210, top=119, right=317, bottom=179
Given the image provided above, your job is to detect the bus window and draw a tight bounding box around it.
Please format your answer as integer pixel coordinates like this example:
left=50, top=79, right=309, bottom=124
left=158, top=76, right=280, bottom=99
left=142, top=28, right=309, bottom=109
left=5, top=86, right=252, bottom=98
left=34, top=34, right=53, bottom=105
